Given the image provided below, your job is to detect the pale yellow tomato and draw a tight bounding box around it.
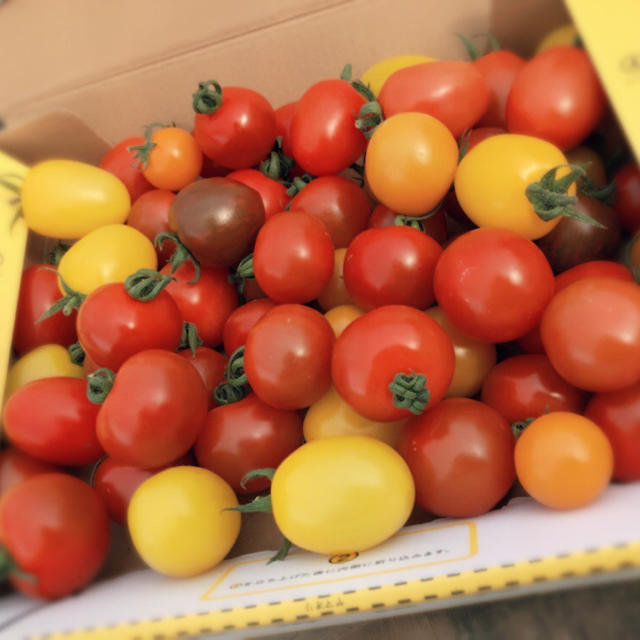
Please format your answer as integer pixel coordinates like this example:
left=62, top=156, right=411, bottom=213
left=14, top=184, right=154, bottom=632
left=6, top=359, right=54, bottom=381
left=361, top=55, right=435, bottom=96
left=317, top=248, right=354, bottom=311
left=535, top=24, right=578, bottom=54
left=324, top=304, right=364, bottom=337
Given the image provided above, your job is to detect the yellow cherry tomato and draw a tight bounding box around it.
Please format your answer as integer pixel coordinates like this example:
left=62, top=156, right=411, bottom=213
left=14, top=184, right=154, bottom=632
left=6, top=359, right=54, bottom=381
left=304, top=387, right=406, bottom=447
left=271, top=436, right=414, bottom=555
left=365, top=113, right=458, bottom=215
left=565, top=146, right=606, bottom=187
left=128, top=466, right=240, bottom=577
left=5, top=344, right=84, bottom=399
left=324, top=304, right=364, bottom=337
left=535, top=24, right=578, bottom=54
left=454, top=134, right=575, bottom=240
left=58, top=224, right=157, bottom=295
left=21, top=160, right=130, bottom=239
left=317, top=248, right=354, bottom=311
left=361, top=55, right=435, bottom=96
left=426, top=307, right=496, bottom=398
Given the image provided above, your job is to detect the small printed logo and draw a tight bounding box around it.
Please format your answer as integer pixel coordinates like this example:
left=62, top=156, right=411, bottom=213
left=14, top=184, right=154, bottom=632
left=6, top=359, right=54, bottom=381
left=328, top=552, right=359, bottom=564
left=620, top=53, right=640, bottom=74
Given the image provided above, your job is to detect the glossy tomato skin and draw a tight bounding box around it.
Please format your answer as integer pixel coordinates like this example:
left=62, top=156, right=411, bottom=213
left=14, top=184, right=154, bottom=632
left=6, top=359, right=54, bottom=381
left=96, top=350, right=209, bottom=468
left=555, top=260, right=633, bottom=290
left=194, top=87, right=276, bottom=170
left=434, top=228, right=555, bottom=343
left=179, top=347, right=227, bottom=409
left=77, top=283, right=183, bottom=371
left=0, top=473, right=110, bottom=599
left=541, top=277, right=640, bottom=391
left=222, top=298, right=277, bottom=356
left=3, top=377, right=103, bottom=466
left=195, top=394, right=303, bottom=493
left=362, top=55, right=435, bottom=97
left=399, top=398, right=514, bottom=517
left=481, top=355, right=588, bottom=424
left=506, top=47, right=606, bottom=151
left=332, top=305, right=454, bottom=422
left=0, top=449, right=57, bottom=498
left=12, top=265, right=77, bottom=355
left=379, top=61, right=490, bottom=138
left=585, top=383, right=640, bottom=481
left=253, top=211, right=334, bottom=303
left=317, top=248, right=354, bottom=311
left=275, top=101, right=297, bottom=157
left=613, top=163, right=640, bottom=233
left=290, top=79, right=366, bottom=176
left=245, top=304, right=334, bottom=410
left=288, top=176, right=372, bottom=248
left=100, top=137, right=153, bottom=202
left=344, top=226, right=442, bottom=310
left=369, top=203, right=447, bottom=245
left=227, top=169, right=290, bottom=219
left=169, top=177, right=265, bottom=268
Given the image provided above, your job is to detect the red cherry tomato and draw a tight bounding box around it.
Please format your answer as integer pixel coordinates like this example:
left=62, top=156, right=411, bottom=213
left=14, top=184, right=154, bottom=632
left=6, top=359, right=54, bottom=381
left=368, top=203, right=447, bottom=245
left=3, top=377, right=103, bottom=466
left=506, top=47, right=606, bottom=151
left=194, top=86, right=276, bottom=170
left=223, top=298, right=277, bottom=356
left=585, top=383, right=640, bottom=481
left=0, top=473, right=110, bottom=599
left=398, top=398, right=515, bottom=517
left=344, top=226, right=442, bottom=310
left=0, top=449, right=57, bottom=498
left=77, top=283, right=183, bottom=371
left=126, top=190, right=176, bottom=265
left=100, top=137, right=153, bottom=202
left=288, top=177, right=372, bottom=248
left=462, top=126, right=507, bottom=153
left=179, top=346, right=228, bottom=409
left=378, top=61, right=490, bottom=139
left=481, top=354, right=588, bottom=424
left=290, top=79, right=367, bottom=176
left=434, top=228, right=555, bottom=342
left=244, top=305, right=334, bottom=410
left=227, top=169, right=290, bottom=219
left=96, top=350, right=208, bottom=468
left=161, top=261, right=238, bottom=347
left=253, top=211, right=334, bottom=303
left=195, top=394, right=303, bottom=493
left=275, top=101, right=297, bottom=157
left=332, top=305, right=454, bottom=422
left=12, top=264, right=77, bottom=355
left=613, top=163, right=640, bottom=233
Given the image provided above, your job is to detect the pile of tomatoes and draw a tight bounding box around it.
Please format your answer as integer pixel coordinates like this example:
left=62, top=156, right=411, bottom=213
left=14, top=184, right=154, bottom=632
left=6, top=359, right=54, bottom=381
left=2, top=26, right=640, bottom=601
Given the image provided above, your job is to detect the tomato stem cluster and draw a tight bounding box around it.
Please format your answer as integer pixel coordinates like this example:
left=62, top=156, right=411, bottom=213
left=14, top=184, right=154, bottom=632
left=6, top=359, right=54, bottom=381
left=389, top=371, right=430, bottom=415
left=68, top=341, right=86, bottom=365
left=86, top=368, right=116, bottom=404
left=213, top=346, right=250, bottom=405
left=394, top=201, right=442, bottom=231
left=154, top=232, right=201, bottom=283
left=179, top=322, right=203, bottom=357
left=259, top=136, right=295, bottom=181
left=128, top=123, right=170, bottom=170
left=37, top=273, right=85, bottom=322
left=192, top=80, right=223, bottom=115
left=124, top=269, right=176, bottom=301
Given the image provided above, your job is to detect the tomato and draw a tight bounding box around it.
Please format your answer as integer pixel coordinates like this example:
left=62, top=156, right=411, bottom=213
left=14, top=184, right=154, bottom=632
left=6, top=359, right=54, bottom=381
left=253, top=211, right=334, bottom=304
left=344, top=226, right=441, bottom=310
left=96, top=350, right=209, bottom=468
left=128, top=466, right=240, bottom=577
left=506, top=47, right=606, bottom=151
left=398, top=398, right=514, bottom=517
left=126, top=190, right=176, bottom=265
left=474, top=51, right=525, bottom=128
left=535, top=23, right=578, bottom=54
left=379, top=61, right=490, bottom=138
left=317, top=248, right=354, bottom=311
left=3, top=377, right=103, bottom=466
left=541, top=277, right=640, bottom=392
left=195, top=394, right=302, bottom=493
left=585, top=383, right=640, bottom=481
left=5, top=344, right=84, bottom=398
left=0, top=473, right=110, bottom=599
left=565, top=146, right=607, bottom=187
left=271, top=436, right=414, bottom=554
left=365, top=113, right=458, bottom=215
left=613, top=163, right=640, bottom=233
left=179, top=347, right=228, bottom=409
left=324, top=304, right=364, bottom=338
left=137, top=126, right=202, bottom=191
left=369, top=203, right=447, bottom=245
left=227, top=169, right=290, bottom=219
left=12, top=265, right=77, bottom=354
left=515, top=412, right=613, bottom=509
left=434, top=228, right=554, bottom=342
left=288, top=176, right=371, bottom=248
left=58, top=224, right=157, bottom=295
left=332, top=305, right=454, bottom=422
left=0, top=449, right=57, bottom=498
left=481, top=355, right=587, bottom=424
left=21, top=160, right=130, bottom=239
left=222, top=299, right=277, bottom=356
left=304, top=387, right=405, bottom=448
left=455, top=134, right=575, bottom=239
left=244, top=304, right=334, bottom=410
left=193, top=84, right=276, bottom=169
left=462, top=126, right=506, bottom=153
left=555, top=260, right=633, bottom=290
left=426, top=307, right=496, bottom=398
left=275, top=101, right=297, bottom=157
left=517, top=326, right=546, bottom=355
left=200, top=156, right=230, bottom=178
left=100, top=137, right=153, bottom=202
left=361, top=55, right=435, bottom=96
left=290, top=79, right=367, bottom=176
left=169, top=177, right=265, bottom=268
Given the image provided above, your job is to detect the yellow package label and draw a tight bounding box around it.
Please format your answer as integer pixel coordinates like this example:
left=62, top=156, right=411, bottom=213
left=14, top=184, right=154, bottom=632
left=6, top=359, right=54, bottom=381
left=566, top=0, right=640, bottom=161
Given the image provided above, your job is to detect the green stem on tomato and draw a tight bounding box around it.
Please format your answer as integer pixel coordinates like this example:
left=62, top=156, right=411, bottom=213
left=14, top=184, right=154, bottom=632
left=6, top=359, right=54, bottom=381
left=86, top=368, right=116, bottom=405
left=124, top=269, right=175, bottom=301
left=388, top=370, right=430, bottom=415
left=155, top=232, right=201, bottom=283
left=192, top=80, right=223, bottom=115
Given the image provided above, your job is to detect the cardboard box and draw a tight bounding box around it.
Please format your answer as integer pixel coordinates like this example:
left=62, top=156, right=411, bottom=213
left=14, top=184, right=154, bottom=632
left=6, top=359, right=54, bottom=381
left=1, top=1, right=639, bottom=638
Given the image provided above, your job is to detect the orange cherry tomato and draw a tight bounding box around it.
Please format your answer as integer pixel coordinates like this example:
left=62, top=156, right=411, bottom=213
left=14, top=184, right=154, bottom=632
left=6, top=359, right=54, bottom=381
left=317, top=248, right=355, bottom=311
left=324, top=304, right=364, bottom=338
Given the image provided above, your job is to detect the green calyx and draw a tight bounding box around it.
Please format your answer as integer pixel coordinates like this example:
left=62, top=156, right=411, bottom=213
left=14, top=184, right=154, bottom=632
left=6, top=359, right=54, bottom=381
left=229, top=254, right=255, bottom=297
left=47, top=242, right=70, bottom=267
left=457, top=32, right=501, bottom=60
left=213, top=381, right=247, bottom=405
left=355, top=101, right=384, bottom=139
left=511, top=417, right=535, bottom=440
left=225, top=346, right=247, bottom=388
left=124, top=269, right=175, bottom=301
left=285, top=174, right=314, bottom=197
left=37, top=273, right=85, bottom=322
left=0, top=546, right=36, bottom=584
left=389, top=371, right=430, bottom=415
left=87, top=368, right=116, bottom=405
left=179, top=322, right=203, bottom=357
left=128, top=123, right=170, bottom=170
left=260, top=136, right=295, bottom=181
left=68, top=341, right=85, bottom=365
left=192, top=80, right=223, bottom=115
left=394, top=201, right=442, bottom=232
left=340, top=63, right=375, bottom=101
left=578, top=174, right=618, bottom=206
left=154, top=232, right=201, bottom=283
left=241, top=467, right=275, bottom=490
